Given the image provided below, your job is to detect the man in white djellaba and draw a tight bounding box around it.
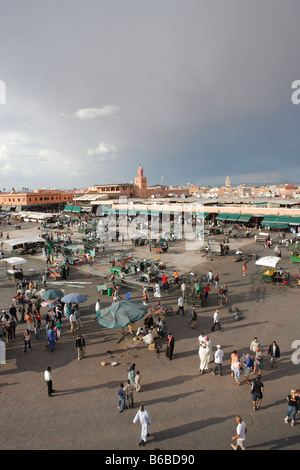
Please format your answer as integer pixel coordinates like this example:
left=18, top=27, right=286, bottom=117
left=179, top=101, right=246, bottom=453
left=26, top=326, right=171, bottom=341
left=133, top=404, right=152, bottom=447
left=199, top=342, right=210, bottom=375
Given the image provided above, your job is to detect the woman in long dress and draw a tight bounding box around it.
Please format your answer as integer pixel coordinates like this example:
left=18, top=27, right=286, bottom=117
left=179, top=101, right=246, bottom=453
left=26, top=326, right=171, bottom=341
left=128, top=363, right=136, bottom=386
left=142, top=288, right=148, bottom=305
left=154, top=283, right=161, bottom=299
left=199, top=342, right=209, bottom=374
left=205, top=336, right=213, bottom=363
left=165, top=333, right=175, bottom=360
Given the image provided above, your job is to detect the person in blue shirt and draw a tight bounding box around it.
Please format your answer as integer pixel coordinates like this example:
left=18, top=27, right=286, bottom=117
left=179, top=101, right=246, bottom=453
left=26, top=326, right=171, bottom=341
left=241, top=353, right=254, bottom=385
left=118, top=383, right=126, bottom=413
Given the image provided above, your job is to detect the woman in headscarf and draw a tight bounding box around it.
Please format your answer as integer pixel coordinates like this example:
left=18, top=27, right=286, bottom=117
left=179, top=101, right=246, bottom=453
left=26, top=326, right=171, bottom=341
left=165, top=333, right=175, bottom=361
left=128, top=363, right=136, bottom=386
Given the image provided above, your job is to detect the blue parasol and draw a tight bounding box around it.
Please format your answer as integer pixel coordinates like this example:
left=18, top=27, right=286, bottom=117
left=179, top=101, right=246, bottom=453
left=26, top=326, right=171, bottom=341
left=96, top=301, right=148, bottom=329
left=61, top=292, right=87, bottom=304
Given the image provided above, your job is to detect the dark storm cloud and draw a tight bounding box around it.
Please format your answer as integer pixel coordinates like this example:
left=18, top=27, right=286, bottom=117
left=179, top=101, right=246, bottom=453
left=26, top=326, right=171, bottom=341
left=0, top=0, right=300, bottom=189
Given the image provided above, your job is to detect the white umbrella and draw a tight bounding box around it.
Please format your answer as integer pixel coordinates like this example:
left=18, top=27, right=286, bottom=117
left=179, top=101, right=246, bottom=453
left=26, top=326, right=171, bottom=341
left=1, top=257, right=27, bottom=265
left=255, top=256, right=280, bottom=268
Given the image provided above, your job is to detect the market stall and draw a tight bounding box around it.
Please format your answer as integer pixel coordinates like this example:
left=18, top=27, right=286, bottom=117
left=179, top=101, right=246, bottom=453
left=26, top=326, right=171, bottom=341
left=1, top=257, right=27, bottom=281
left=255, top=256, right=289, bottom=284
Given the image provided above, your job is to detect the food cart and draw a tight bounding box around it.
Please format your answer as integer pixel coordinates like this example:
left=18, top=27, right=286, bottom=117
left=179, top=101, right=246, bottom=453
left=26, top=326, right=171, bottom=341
left=1, top=257, right=27, bottom=281
left=255, top=256, right=289, bottom=284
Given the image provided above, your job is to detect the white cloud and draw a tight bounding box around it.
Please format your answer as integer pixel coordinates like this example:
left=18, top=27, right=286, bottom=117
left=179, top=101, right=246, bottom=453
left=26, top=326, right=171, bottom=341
left=61, top=104, right=120, bottom=120
left=87, top=142, right=118, bottom=156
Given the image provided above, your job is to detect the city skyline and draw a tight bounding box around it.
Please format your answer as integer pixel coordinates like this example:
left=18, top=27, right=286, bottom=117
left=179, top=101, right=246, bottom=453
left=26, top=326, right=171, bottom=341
left=1, top=1, right=300, bottom=190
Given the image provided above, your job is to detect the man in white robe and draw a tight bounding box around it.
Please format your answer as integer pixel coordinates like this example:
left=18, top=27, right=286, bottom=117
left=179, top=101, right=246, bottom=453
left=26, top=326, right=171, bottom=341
left=133, top=404, right=152, bottom=446
left=199, top=343, right=209, bottom=374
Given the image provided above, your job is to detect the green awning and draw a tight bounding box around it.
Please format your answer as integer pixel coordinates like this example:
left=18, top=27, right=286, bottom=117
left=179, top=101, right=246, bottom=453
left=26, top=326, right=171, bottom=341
left=237, top=214, right=252, bottom=223
left=276, top=215, right=292, bottom=223
left=262, top=217, right=289, bottom=229
left=269, top=222, right=289, bottom=229
left=216, top=213, right=229, bottom=221
left=71, top=206, right=81, bottom=212
left=63, top=205, right=73, bottom=212
left=261, top=215, right=278, bottom=223
left=225, top=213, right=240, bottom=222
left=289, top=217, right=300, bottom=225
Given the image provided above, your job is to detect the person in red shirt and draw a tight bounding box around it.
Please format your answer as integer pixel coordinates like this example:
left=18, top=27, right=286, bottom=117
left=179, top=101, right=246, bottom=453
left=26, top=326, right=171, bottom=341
left=162, top=275, right=169, bottom=290
left=205, top=284, right=211, bottom=301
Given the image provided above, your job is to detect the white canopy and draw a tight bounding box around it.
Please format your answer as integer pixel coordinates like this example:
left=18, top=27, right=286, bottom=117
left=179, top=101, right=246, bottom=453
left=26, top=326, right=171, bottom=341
left=4, top=237, right=44, bottom=247
left=1, top=257, right=27, bottom=265
left=255, top=256, right=281, bottom=268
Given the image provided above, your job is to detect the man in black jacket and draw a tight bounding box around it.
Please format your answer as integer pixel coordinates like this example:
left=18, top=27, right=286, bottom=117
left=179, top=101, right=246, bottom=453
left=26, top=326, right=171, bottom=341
left=75, top=334, right=85, bottom=360
left=267, top=341, right=280, bottom=368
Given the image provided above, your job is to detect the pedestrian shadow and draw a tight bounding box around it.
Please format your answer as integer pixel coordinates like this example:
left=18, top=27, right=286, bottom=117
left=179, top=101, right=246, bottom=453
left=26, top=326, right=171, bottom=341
left=144, top=374, right=201, bottom=392
left=141, top=389, right=205, bottom=407
left=150, top=414, right=235, bottom=444
left=247, top=434, right=300, bottom=450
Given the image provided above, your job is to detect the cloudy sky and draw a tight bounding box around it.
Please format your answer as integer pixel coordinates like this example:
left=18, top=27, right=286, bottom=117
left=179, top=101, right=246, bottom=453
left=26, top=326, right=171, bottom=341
left=1, top=0, right=300, bottom=190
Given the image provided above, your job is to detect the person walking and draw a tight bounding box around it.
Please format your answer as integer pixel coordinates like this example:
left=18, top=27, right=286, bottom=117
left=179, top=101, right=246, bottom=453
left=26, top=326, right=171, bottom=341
left=181, top=282, right=187, bottom=300
left=253, top=347, right=263, bottom=374
left=232, top=357, right=242, bottom=386
left=134, top=370, right=142, bottom=392
left=268, top=341, right=280, bottom=368
left=207, top=270, right=213, bottom=285
left=199, top=342, right=209, bottom=375
left=177, top=296, right=185, bottom=316
left=218, top=286, right=224, bottom=306
left=117, top=383, right=126, bottom=413
left=251, top=374, right=264, bottom=411
left=222, top=285, right=229, bottom=305
left=212, top=345, right=224, bottom=376
left=204, top=284, right=211, bottom=301
left=74, top=306, right=83, bottom=330
left=211, top=310, right=222, bottom=331
left=44, top=366, right=55, bottom=397
left=69, top=312, right=77, bottom=333
left=165, top=333, right=175, bottom=360
left=241, top=353, right=254, bottom=385
left=46, top=327, right=55, bottom=352
left=250, top=337, right=260, bottom=354
left=9, top=304, right=18, bottom=323
left=188, top=305, right=197, bottom=329
left=173, top=270, right=179, bottom=285
left=95, top=299, right=101, bottom=314
left=284, top=390, right=299, bottom=427
left=34, top=314, right=41, bottom=340
left=75, top=334, right=85, bottom=360
left=23, top=329, right=31, bottom=354
left=128, top=364, right=136, bottom=386
left=231, top=416, right=247, bottom=450
left=133, top=404, right=152, bottom=447
left=123, top=379, right=135, bottom=409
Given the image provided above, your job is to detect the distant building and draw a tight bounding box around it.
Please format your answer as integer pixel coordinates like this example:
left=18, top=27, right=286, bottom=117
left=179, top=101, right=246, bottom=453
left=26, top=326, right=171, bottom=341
left=226, top=176, right=231, bottom=187
left=134, top=166, right=148, bottom=198
left=0, top=189, right=75, bottom=211
left=87, top=183, right=134, bottom=198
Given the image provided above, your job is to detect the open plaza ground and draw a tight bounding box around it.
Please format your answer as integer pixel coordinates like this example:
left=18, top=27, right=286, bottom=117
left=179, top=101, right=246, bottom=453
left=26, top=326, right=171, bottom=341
left=0, top=222, right=300, bottom=451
